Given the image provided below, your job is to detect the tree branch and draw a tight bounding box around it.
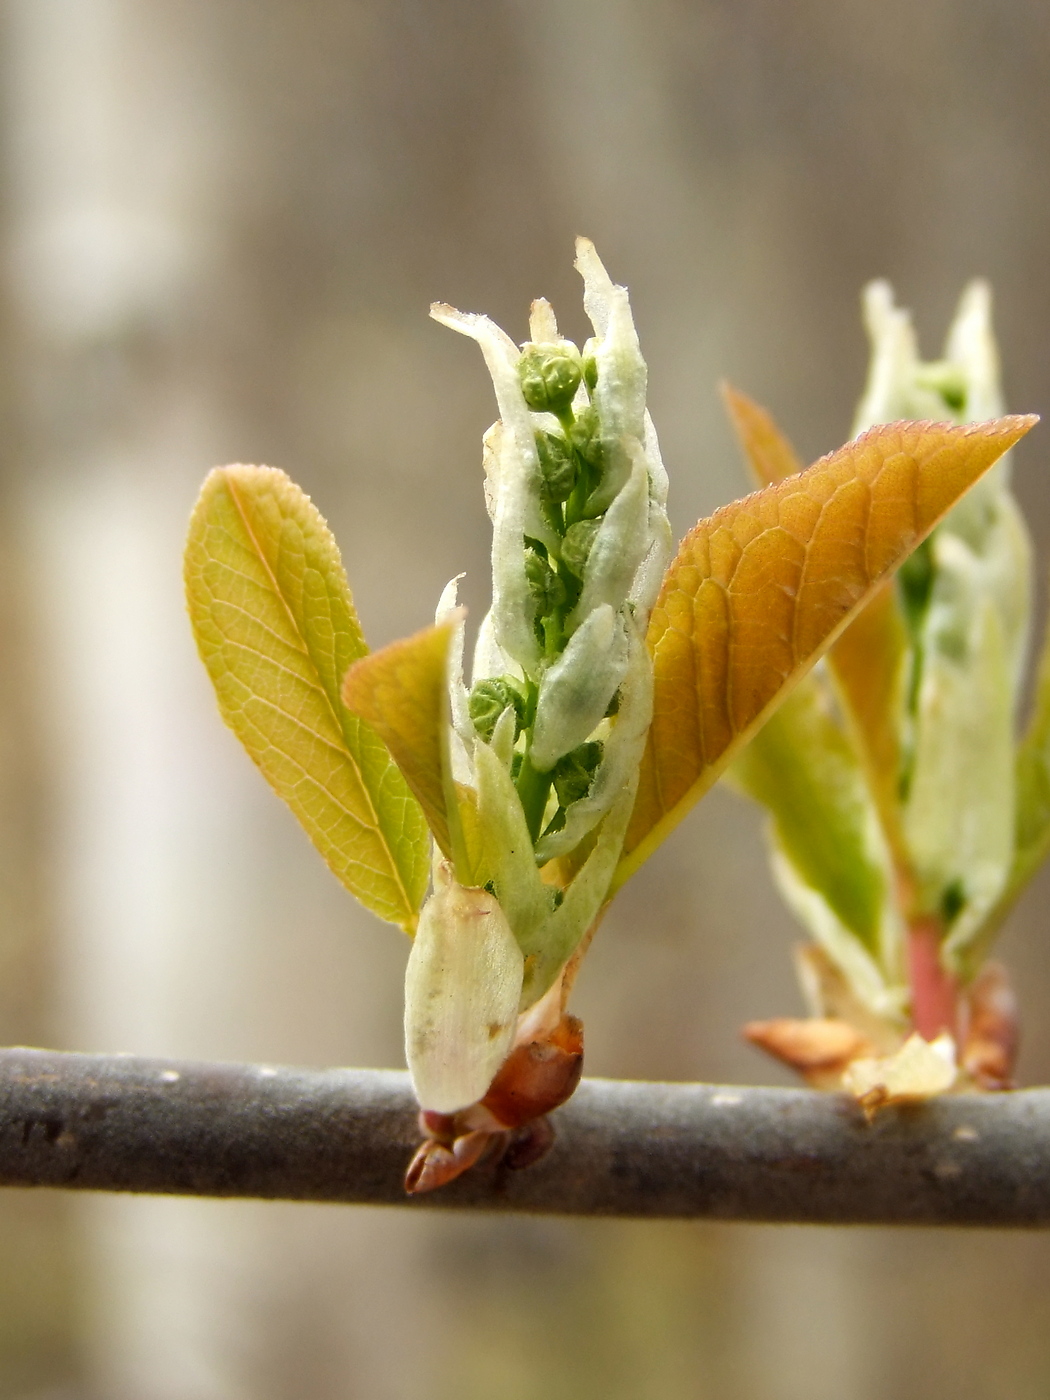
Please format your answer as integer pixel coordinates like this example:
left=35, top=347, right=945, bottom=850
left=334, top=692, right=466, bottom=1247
left=1, top=1047, right=1048, bottom=1224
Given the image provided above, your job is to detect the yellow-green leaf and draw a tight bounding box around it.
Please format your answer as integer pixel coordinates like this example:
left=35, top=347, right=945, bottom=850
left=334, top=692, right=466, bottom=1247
left=615, top=415, right=1037, bottom=889
left=184, top=464, right=429, bottom=932
left=342, top=620, right=455, bottom=860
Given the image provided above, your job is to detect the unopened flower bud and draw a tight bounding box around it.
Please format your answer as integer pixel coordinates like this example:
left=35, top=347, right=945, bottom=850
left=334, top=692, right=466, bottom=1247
left=524, top=546, right=567, bottom=618
left=568, top=405, right=605, bottom=471
left=518, top=342, right=583, bottom=415
left=553, top=741, right=604, bottom=807
left=468, top=677, right=527, bottom=742
left=561, top=518, right=601, bottom=580
left=582, top=338, right=599, bottom=391
left=535, top=431, right=578, bottom=504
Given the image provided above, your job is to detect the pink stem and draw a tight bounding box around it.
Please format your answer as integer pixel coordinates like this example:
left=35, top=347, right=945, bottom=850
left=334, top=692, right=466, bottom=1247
left=907, top=917, right=959, bottom=1040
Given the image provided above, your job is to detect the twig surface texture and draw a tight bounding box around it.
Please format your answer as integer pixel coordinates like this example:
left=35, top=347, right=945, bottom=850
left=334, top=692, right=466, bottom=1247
left=1, top=1048, right=1048, bottom=1224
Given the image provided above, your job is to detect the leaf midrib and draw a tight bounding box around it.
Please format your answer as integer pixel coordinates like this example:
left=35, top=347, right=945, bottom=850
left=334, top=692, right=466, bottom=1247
left=224, top=472, right=416, bottom=926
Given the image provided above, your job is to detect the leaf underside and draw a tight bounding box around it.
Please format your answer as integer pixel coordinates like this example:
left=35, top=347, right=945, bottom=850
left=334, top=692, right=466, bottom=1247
left=615, top=415, right=1037, bottom=889
left=184, top=464, right=429, bottom=933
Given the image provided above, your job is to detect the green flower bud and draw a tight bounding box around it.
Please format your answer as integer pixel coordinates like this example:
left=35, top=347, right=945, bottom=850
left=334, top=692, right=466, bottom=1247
left=568, top=406, right=604, bottom=466
left=468, top=677, right=527, bottom=742
left=553, top=741, right=604, bottom=807
left=518, top=342, right=583, bottom=415
left=561, top=518, right=602, bottom=580
left=524, top=545, right=567, bottom=618
left=535, top=431, right=578, bottom=504
left=582, top=338, right=599, bottom=392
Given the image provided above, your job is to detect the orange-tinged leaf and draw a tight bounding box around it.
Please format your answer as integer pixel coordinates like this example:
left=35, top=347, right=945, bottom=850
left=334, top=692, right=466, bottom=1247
left=342, top=619, right=457, bottom=860
left=615, top=415, right=1038, bottom=889
left=722, top=383, right=911, bottom=851
left=720, top=381, right=805, bottom=486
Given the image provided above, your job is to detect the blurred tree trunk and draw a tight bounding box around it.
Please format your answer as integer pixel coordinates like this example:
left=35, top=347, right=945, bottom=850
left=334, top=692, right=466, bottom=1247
left=0, top=19, right=79, bottom=1398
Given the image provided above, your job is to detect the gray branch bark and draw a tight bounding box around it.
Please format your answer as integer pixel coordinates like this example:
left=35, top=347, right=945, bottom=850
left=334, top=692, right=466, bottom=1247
left=2, top=1047, right=1049, bottom=1225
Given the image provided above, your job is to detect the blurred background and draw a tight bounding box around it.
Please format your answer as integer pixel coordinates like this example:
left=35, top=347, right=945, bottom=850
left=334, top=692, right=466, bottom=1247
left=2, top=1, right=1050, bottom=1396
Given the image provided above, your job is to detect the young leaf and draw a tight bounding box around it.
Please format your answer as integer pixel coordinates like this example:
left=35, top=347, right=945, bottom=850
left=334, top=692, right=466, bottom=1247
left=342, top=619, right=457, bottom=861
left=615, top=415, right=1037, bottom=889
left=997, top=592, right=1050, bottom=925
left=824, top=580, right=909, bottom=854
left=720, top=381, right=805, bottom=486
left=722, top=383, right=910, bottom=852
left=185, top=465, right=429, bottom=932
left=729, top=684, right=895, bottom=965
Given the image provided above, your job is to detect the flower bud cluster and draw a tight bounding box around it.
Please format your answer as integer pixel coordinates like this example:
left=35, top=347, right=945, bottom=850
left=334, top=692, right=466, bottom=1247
left=747, top=279, right=1034, bottom=1053
left=855, top=280, right=1030, bottom=967
left=405, top=243, right=672, bottom=1114
left=432, top=240, right=671, bottom=866
left=518, top=342, right=584, bottom=416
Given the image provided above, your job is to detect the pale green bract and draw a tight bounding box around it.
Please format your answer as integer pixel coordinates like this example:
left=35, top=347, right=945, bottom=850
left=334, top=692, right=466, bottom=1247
left=403, top=861, right=523, bottom=1114
left=1014, top=626, right=1050, bottom=896
left=184, top=465, right=430, bottom=933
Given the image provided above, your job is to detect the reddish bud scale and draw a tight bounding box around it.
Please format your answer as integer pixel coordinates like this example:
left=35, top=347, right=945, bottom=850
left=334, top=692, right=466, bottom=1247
left=404, top=1014, right=585, bottom=1194
left=961, top=962, right=1020, bottom=1090
left=480, top=1014, right=584, bottom=1128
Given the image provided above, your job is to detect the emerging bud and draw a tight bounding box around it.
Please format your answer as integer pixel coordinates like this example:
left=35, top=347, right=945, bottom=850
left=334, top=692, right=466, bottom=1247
left=518, top=342, right=584, bottom=415
left=535, top=431, right=578, bottom=504
left=567, top=405, right=605, bottom=475
left=561, top=518, right=601, bottom=580
left=524, top=546, right=567, bottom=620
left=552, top=741, right=603, bottom=807
left=582, top=338, right=599, bottom=392
left=468, top=676, right=527, bottom=742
